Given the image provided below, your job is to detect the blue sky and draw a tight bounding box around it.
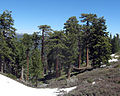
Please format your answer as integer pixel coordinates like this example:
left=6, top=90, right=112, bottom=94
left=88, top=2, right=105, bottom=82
left=0, top=0, right=120, bottom=35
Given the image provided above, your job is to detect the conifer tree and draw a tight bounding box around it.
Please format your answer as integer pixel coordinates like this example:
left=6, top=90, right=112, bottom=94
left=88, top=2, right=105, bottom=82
left=38, top=25, right=51, bottom=74
left=112, top=34, right=120, bottom=53
left=30, top=32, right=43, bottom=86
left=80, top=14, right=97, bottom=67
left=64, top=16, right=79, bottom=78
left=47, top=31, right=67, bottom=77
left=77, top=25, right=83, bottom=68
left=89, top=16, right=111, bottom=67
left=21, top=34, right=33, bottom=81
left=0, top=10, right=16, bottom=73
left=31, top=49, right=43, bottom=87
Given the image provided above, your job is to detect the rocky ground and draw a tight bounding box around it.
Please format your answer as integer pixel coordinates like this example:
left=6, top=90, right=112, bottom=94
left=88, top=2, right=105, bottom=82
left=46, top=59, right=120, bottom=96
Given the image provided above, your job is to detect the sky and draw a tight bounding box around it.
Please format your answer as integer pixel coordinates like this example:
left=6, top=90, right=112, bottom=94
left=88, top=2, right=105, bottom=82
left=0, top=0, right=120, bottom=35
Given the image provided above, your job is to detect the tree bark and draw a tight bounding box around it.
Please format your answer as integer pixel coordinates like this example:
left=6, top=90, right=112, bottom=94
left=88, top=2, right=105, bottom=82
left=36, top=76, right=38, bottom=87
left=67, top=65, right=71, bottom=79
left=21, top=66, right=24, bottom=80
left=1, top=61, right=4, bottom=73
left=56, top=57, right=59, bottom=78
left=86, top=21, right=89, bottom=67
left=78, top=47, right=81, bottom=68
left=86, top=47, right=89, bottom=67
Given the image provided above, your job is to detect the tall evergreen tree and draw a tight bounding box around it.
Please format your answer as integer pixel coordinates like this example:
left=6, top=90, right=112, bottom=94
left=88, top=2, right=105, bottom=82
left=80, top=14, right=97, bottom=67
left=89, top=16, right=111, bottom=67
left=21, top=34, right=33, bottom=81
left=38, top=25, right=51, bottom=74
left=64, top=16, right=79, bottom=78
left=47, top=31, right=67, bottom=77
left=112, top=34, right=120, bottom=53
left=77, top=25, right=83, bottom=68
left=0, top=10, right=16, bottom=73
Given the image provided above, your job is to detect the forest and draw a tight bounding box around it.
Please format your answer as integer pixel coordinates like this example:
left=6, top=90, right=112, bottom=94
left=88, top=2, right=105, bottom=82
left=0, top=10, right=120, bottom=87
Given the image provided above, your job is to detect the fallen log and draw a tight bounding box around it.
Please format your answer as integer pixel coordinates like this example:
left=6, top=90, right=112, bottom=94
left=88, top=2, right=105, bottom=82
left=73, top=66, right=92, bottom=71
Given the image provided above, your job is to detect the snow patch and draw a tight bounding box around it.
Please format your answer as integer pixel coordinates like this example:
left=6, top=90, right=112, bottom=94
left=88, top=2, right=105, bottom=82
left=110, top=54, right=115, bottom=57
left=108, top=59, right=118, bottom=63
left=100, top=65, right=106, bottom=68
left=57, top=86, right=77, bottom=93
left=92, top=82, right=95, bottom=85
left=115, top=55, right=119, bottom=58
left=0, top=74, right=76, bottom=96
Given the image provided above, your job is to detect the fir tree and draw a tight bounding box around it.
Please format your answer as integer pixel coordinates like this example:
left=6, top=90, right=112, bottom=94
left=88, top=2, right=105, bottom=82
left=89, top=16, right=111, bottom=67
left=0, top=10, right=16, bottom=73
left=21, top=34, right=33, bottom=81
left=38, top=25, right=51, bottom=74
left=64, top=16, right=79, bottom=78
left=80, top=13, right=97, bottom=67
left=47, top=31, right=67, bottom=77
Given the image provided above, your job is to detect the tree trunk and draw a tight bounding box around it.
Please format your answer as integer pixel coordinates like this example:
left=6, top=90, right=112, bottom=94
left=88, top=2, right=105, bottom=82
left=1, top=61, right=4, bottom=73
left=86, top=21, right=89, bottom=67
left=56, top=57, right=59, bottom=78
left=27, top=52, right=29, bottom=81
left=21, top=66, right=24, bottom=80
left=86, top=47, right=89, bottom=67
left=78, top=48, right=81, bottom=68
left=59, top=62, right=61, bottom=77
left=36, top=76, right=38, bottom=87
left=67, top=65, right=71, bottom=79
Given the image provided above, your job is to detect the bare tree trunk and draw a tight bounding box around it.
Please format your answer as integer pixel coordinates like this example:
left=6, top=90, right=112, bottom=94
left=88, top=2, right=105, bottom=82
left=21, top=66, right=24, bottom=80
left=56, top=57, right=59, bottom=78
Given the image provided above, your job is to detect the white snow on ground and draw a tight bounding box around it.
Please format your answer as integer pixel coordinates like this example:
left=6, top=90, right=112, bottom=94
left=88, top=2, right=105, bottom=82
left=115, top=55, right=119, bottom=58
left=110, top=54, right=115, bottom=57
left=0, top=74, right=76, bottom=96
left=109, top=59, right=118, bottom=63
left=109, top=54, right=119, bottom=63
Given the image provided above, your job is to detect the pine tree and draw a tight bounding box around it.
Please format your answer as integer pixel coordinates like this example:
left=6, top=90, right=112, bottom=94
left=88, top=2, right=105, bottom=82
left=89, top=16, right=111, bottom=67
left=38, top=25, right=51, bottom=74
left=31, top=49, right=43, bottom=87
left=0, top=10, right=16, bottom=73
left=16, top=40, right=26, bottom=80
left=77, top=25, right=83, bottom=68
left=64, top=16, right=79, bottom=78
left=112, top=34, right=120, bottom=53
left=80, top=14, right=97, bottom=67
left=21, top=34, right=33, bottom=81
left=47, top=31, right=67, bottom=78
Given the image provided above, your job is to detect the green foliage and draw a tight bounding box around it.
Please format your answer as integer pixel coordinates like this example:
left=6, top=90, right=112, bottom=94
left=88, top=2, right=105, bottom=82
left=6, top=73, right=17, bottom=80
left=64, top=16, right=79, bottom=78
left=111, top=34, right=120, bottom=53
left=89, top=16, right=111, bottom=67
left=30, top=49, right=43, bottom=86
left=0, top=10, right=16, bottom=74
left=47, top=30, right=67, bottom=77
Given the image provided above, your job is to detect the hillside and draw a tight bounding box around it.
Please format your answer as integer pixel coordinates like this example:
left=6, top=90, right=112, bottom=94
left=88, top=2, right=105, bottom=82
left=45, top=54, right=120, bottom=96
left=0, top=73, right=77, bottom=96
